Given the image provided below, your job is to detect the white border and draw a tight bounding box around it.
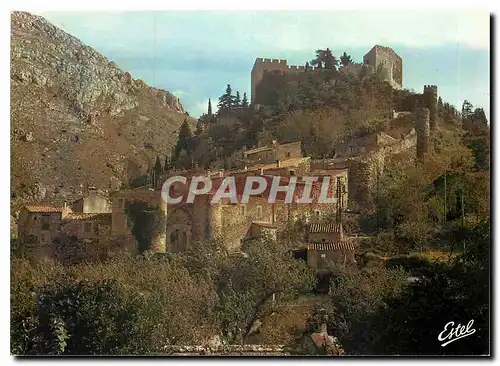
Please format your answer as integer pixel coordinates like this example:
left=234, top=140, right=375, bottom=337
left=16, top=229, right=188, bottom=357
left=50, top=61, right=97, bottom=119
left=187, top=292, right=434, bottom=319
left=3, top=1, right=497, bottom=365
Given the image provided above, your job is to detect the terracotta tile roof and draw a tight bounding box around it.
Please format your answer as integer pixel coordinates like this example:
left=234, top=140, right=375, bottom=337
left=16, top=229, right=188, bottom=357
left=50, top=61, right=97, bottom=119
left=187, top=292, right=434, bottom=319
left=308, top=222, right=342, bottom=233
left=24, top=205, right=71, bottom=213
left=64, top=212, right=112, bottom=224
left=308, top=242, right=355, bottom=251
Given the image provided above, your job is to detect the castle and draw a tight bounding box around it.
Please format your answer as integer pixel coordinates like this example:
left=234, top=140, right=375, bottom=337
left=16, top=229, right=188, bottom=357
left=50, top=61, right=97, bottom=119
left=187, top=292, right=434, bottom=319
left=251, top=45, right=403, bottom=103
left=18, top=45, right=441, bottom=269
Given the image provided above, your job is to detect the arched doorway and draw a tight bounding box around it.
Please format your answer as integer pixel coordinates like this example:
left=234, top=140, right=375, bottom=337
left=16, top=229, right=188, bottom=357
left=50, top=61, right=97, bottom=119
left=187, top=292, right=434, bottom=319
left=167, top=208, right=192, bottom=253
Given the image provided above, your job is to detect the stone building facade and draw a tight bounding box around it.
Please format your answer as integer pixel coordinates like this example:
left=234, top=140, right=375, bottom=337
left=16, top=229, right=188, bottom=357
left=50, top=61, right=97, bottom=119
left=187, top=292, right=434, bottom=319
left=71, top=191, right=110, bottom=213
left=17, top=193, right=112, bottom=261
left=304, top=223, right=356, bottom=270
left=242, top=141, right=302, bottom=164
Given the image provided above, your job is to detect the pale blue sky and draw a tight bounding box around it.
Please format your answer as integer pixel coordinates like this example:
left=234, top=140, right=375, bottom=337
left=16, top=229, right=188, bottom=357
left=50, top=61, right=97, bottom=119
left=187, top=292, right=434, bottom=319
left=40, top=11, right=490, bottom=119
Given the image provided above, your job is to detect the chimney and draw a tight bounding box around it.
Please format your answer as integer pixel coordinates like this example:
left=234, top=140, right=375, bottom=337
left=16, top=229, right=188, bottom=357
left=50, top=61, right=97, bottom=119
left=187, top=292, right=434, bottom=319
left=219, top=169, right=224, bottom=178
left=276, top=160, right=281, bottom=168
left=244, top=166, right=248, bottom=171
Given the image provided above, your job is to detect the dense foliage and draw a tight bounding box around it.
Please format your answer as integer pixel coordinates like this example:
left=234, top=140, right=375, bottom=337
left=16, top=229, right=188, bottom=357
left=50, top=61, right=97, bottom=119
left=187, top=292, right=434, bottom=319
left=11, top=238, right=316, bottom=355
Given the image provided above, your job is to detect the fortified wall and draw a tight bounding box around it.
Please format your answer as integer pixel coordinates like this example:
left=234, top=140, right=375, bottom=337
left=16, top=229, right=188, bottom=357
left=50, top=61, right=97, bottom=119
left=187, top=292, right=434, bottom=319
left=251, top=45, right=403, bottom=103
left=251, top=58, right=324, bottom=103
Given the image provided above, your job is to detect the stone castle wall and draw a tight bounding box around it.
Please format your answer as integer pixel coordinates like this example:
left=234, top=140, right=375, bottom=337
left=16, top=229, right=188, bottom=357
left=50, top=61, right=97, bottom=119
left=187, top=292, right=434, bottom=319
left=252, top=45, right=403, bottom=103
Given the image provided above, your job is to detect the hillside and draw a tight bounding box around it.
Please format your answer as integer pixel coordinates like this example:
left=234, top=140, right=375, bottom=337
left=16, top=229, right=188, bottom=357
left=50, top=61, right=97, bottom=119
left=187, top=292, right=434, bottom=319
left=11, top=11, right=191, bottom=213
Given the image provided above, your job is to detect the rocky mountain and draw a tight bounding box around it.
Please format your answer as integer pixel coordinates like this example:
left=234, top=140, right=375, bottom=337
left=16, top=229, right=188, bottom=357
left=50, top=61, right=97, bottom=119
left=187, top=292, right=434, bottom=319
left=11, top=11, right=191, bottom=216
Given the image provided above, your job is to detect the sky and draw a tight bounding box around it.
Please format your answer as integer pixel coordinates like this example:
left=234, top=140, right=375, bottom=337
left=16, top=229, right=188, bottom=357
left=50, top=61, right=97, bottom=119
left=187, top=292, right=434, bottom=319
left=39, top=11, right=490, bottom=119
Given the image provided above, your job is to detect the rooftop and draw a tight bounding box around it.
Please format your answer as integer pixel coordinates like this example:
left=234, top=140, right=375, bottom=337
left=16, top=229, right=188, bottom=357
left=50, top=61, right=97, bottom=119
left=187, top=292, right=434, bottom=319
left=308, top=242, right=355, bottom=251
left=64, top=212, right=112, bottom=224
left=24, top=205, right=71, bottom=213
left=308, top=222, right=342, bottom=234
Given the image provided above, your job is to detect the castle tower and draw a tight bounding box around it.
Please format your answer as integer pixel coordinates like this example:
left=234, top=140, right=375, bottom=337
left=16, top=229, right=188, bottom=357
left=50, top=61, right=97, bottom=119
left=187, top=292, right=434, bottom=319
left=423, top=85, right=438, bottom=132
left=251, top=58, right=288, bottom=104
left=363, top=45, right=403, bottom=90
left=415, top=107, right=430, bottom=160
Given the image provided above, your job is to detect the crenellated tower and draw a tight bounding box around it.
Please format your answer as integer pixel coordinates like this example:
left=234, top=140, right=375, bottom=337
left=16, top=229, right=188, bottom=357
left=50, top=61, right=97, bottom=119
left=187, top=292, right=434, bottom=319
left=251, top=58, right=288, bottom=104
left=423, top=85, right=438, bottom=132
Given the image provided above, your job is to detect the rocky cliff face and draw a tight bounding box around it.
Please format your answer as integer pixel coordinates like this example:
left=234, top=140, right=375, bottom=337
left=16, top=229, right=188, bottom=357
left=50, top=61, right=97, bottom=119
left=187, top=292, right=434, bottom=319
left=11, top=11, right=191, bottom=220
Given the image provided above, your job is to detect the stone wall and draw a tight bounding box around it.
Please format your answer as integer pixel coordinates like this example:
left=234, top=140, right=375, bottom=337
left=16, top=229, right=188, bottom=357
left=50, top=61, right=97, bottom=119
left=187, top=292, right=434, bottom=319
left=215, top=196, right=275, bottom=251
left=71, top=193, right=110, bottom=213
left=110, top=189, right=167, bottom=253
left=275, top=141, right=302, bottom=160
left=307, top=249, right=356, bottom=269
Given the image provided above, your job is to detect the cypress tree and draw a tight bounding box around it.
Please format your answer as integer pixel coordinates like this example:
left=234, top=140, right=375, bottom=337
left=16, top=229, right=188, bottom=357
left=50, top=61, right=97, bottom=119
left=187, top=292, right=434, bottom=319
left=208, top=98, right=212, bottom=116
left=153, top=156, right=162, bottom=188
left=174, top=119, right=194, bottom=159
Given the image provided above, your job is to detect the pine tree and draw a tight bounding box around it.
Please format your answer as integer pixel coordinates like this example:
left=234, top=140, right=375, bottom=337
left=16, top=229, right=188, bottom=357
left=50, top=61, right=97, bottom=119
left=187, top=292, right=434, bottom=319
left=217, top=84, right=234, bottom=114
left=241, top=93, right=249, bottom=108
left=208, top=98, right=212, bottom=116
left=235, top=91, right=241, bottom=109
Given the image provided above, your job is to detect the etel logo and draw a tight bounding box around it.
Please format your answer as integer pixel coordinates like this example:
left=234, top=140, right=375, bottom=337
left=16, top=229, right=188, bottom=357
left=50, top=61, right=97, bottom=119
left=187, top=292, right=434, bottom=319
left=438, top=319, right=476, bottom=347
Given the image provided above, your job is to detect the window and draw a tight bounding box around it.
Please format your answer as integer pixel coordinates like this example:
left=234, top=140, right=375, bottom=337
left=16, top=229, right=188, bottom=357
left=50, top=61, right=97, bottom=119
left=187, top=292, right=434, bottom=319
left=257, top=206, right=263, bottom=219
left=41, top=215, right=50, bottom=230
left=84, top=222, right=92, bottom=233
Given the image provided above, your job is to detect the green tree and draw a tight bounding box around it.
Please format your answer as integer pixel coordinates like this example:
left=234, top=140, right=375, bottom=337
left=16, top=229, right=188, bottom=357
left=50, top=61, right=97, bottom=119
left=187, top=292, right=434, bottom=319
left=174, top=119, right=194, bottom=160
left=364, top=220, right=490, bottom=355
left=218, top=84, right=234, bottom=114
left=208, top=98, right=212, bottom=116
left=235, top=91, right=241, bottom=109
left=152, top=156, right=162, bottom=189
left=340, top=52, right=354, bottom=67
left=311, top=48, right=338, bottom=70
left=461, top=100, right=474, bottom=121
left=216, top=238, right=316, bottom=344
left=241, top=92, right=249, bottom=108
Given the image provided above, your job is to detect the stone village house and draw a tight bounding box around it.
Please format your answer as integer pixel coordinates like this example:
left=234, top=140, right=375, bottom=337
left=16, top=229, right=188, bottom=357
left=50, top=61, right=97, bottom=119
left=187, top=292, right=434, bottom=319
left=18, top=142, right=356, bottom=268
